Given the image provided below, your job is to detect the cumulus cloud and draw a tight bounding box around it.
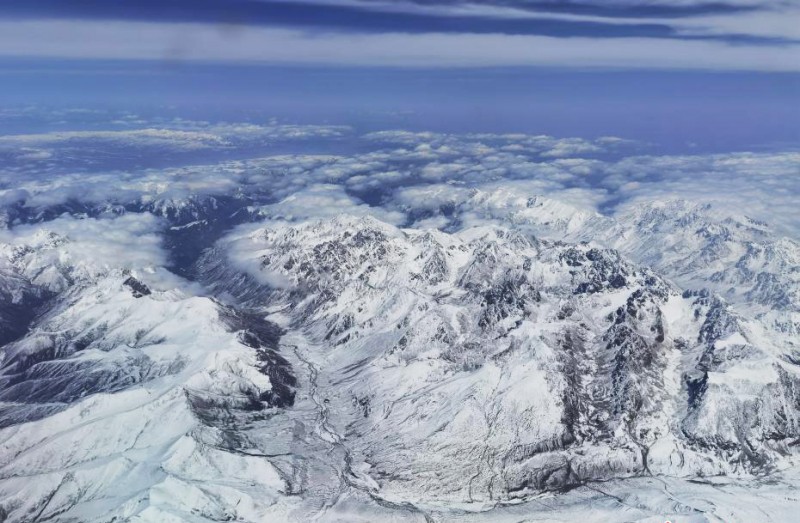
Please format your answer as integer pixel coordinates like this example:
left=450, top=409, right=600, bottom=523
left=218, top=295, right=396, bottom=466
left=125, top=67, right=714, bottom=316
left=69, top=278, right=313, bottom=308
left=0, top=128, right=230, bottom=150
left=355, top=134, right=800, bottom=239
left=216, top=223, right=293, bottom=290
left=389, top=180, right=609, bottom=234
left=2, top=121, right=798, bottom=246
left=364, top=130, right=636, bottom=158
left=605, top=152, right=800, bottom=236
left=0, top=213, right=170, bottom=291
left=0, top=120, right=353, bottom=177
left=256, top=184, right=406, bottom=225
left=0, top=164, right=243, bottom=212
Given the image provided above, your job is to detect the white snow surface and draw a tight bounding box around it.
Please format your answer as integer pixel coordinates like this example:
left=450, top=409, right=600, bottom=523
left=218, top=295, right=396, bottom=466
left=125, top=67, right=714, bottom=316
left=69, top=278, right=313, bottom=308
left=1, top=197, right=799, bottom=522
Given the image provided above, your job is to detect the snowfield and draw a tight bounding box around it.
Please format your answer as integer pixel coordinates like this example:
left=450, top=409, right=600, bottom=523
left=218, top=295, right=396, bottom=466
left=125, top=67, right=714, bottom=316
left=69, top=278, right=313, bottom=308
left=1, top=193, right=799, bottom=522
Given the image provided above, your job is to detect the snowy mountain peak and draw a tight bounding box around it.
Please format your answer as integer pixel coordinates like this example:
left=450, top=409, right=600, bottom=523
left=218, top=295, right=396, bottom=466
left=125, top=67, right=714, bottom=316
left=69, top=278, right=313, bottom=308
left=1, top=193, right=799, bottom=521
left=193, top=214, right=800, bottom=507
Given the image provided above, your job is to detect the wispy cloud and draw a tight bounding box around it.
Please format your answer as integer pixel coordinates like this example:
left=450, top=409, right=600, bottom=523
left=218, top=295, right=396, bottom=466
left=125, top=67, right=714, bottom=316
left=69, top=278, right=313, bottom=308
left=0, top=1, right=798, bottom=69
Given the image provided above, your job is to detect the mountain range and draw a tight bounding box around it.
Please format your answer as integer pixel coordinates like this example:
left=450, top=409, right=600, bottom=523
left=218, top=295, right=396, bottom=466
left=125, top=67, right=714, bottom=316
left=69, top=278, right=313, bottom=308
left=0, top=189, right=798, bottom=522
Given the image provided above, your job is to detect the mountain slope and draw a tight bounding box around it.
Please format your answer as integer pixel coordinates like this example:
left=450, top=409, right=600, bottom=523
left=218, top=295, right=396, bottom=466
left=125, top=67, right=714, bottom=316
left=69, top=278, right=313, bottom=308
left=0, top=217, right=296, bottom=522
left=1, top=198, right=799, bottom=521
left=199, top=215, right=800, bottom=507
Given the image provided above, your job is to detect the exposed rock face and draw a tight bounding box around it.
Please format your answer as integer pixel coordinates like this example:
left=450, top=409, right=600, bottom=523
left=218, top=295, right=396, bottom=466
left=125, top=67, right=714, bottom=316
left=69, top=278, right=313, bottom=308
left=123, top=275, right=152, bottom=298
left=0, top=197, right=798, bottom=521
left=199, top=215, right=800, bottom=504
left=0, top=222, right=296, bottom=522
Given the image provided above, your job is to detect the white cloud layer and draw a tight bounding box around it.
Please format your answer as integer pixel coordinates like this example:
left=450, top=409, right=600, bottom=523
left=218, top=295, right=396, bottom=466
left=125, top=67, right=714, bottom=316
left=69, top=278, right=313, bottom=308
left=0, top=213, right=170, bottom=291
left=2, top=124, right=798, bottom=244
left=256, top=184, right=406, bottom=225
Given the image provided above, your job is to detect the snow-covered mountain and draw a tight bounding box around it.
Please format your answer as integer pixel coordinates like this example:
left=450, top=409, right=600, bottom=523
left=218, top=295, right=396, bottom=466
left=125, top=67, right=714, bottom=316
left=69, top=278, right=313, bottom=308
left=402, top=188, right=798, bottom=301
left=403, top=189, right=799, bottom=359
left=610, top=200, right=800, bottom=312
left=0, top=218, right=299, bottom=522
left=197, top=215, right=800, bottom=508
left=1, top=193, right=799, bottom=521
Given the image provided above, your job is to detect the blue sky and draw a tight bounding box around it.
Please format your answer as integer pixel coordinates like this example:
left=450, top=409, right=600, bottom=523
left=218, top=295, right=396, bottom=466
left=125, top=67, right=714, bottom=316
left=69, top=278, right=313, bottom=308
left=0, top=1, right=798, bottom=242
left=0, top=1, right=798, bottom=151
left=1, top=63, right=798, bottom=153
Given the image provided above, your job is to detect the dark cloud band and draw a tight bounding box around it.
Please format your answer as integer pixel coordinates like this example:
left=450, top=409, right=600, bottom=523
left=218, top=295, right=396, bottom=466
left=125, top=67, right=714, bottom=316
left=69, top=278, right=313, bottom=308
left=0, top=0, right=793, bottom=45
left=396, top=0, right=766, bottom=19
